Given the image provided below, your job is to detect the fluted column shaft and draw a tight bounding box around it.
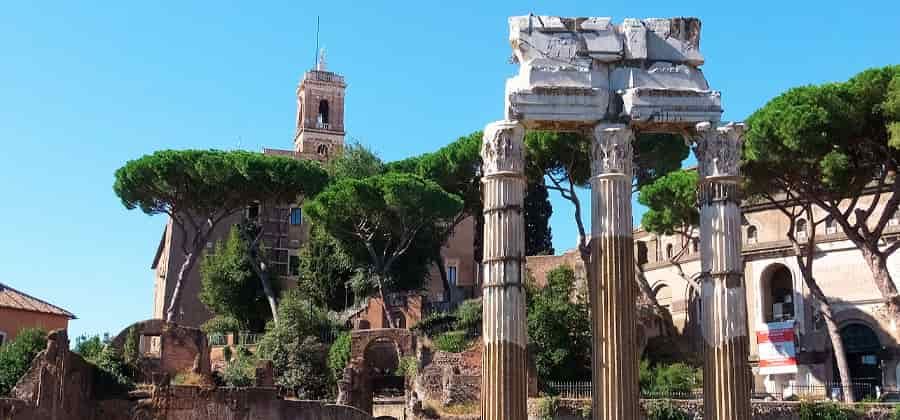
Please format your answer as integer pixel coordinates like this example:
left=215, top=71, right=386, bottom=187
left=480, top=120, right=528, bottom=420
left=589, top=124, right=640, bottom=420
left=695, top=122, right=751, bottom=420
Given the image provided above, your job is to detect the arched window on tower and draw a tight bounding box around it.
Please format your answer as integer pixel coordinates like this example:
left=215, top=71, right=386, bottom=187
left=317, top=144, right=329, bottom=157
left=318, top=100, right=330, bottom=128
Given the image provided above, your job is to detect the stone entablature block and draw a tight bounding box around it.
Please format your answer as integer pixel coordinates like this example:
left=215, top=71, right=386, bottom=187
left=505, top=15, right=722, bottom=127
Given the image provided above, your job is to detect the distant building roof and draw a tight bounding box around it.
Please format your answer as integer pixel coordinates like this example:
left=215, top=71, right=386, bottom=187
left=0, top=282, right=76, bottom=319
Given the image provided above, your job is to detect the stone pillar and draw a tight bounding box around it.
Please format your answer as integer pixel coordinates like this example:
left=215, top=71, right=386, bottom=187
left=695, top=122, right=751, bottom=420
left=589, top=123, right=640, bottom=420
left=480, top=120, right=528, bottom=420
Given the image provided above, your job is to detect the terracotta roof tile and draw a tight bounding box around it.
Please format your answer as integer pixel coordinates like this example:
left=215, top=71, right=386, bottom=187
left=0, top=282, right=76, bottom=319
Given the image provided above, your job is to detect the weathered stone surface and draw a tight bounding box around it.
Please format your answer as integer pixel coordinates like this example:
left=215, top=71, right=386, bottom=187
left=110, top=319, right=211, bottom=383
left=505, top=15, right=722, bottom=127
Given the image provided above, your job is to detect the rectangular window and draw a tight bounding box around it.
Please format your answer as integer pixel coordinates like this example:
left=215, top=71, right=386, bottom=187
left=447, top=265, right=458, bottom=287
left=290, top=208, right=302, bottom=225
left=289, top=255, right=300, bottom=276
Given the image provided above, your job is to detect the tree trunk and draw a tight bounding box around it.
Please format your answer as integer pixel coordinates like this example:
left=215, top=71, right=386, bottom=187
left=860, top=247, right=900, bottom=318
left=250, top=259, right=279, bottom=324
left=166, top=251, right=195, bottom=323
left=635, top=263, right=678, bottom=337
left=819, top=299, right=855, bottom=402
left=375, top=274, right=396, bottom=329
left=435, top=256, right=452, bottom=305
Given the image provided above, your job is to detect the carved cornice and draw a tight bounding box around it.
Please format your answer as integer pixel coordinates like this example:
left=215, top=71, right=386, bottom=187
left=482, top=120, right=526, bottom=177
left=591, top=123, right=634, bottom=179
left=694, top=121, right=745, bottom=180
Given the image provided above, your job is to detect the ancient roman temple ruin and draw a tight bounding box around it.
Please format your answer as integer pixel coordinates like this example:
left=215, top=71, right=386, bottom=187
left=479, top=16, right=750, bottom=420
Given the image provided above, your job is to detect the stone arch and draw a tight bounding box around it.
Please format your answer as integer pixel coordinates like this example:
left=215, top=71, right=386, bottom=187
left=759, top=263, right=796, bottom=323
left=652, top=282, right=673, bottom=312
left=344, top=329, right=416, bottom=414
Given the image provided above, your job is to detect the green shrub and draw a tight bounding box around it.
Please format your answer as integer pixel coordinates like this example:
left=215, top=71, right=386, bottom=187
left=397, top=356, right=418, bottom=378
left=221, top=346, right=256, bottom=387
left=639, top=360, right=701, bottom=395
left=201, top=315, right=243, bottom=335
left=646, top=400, right=691, bottom=420
left=455, top=299, right=482, bottom=333
left=122, top=326, right=139, bottom=366
left=74, top=333, right=109, bottom=361
left=535, top=396, right=560, bottom=420
left=327, top=331, right=351, bottom=381
left=412, top=311, right=457, bottom=337
left=799, top=401, right=856, bottom=420
left=0, top=328, right=47, bottom=396
left=891, top=404, right=900, bottom=420
left=433, top=330, right=469, bottom=353
left=88, top=345, right=134, bottom=395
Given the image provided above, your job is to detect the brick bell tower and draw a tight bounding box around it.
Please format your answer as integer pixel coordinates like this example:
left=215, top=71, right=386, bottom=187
left=294, top=49, right=346, bottom=161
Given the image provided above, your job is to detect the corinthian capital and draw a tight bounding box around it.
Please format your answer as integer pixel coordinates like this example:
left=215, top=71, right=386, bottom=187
left=482, top=120, right=526, bottom=176
left=591, top=123, right=634, bottom=178
left=694, top=121, right=745, bottom=179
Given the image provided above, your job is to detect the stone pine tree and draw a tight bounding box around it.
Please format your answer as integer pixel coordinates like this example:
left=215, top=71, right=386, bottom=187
left=524, top=179, right=554, bottom=256
left=744, top=65, right=900, bottom=318
left=387, top=132, right=483, bottom=302
left=114, top=150, right=328, bottom=323
left=304, top=172, right=462, bottom=327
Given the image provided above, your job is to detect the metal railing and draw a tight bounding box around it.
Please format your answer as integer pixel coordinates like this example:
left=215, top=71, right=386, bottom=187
left=208, top=333, right=227, bottom=346
left=543, top=380, right=884, bottom=402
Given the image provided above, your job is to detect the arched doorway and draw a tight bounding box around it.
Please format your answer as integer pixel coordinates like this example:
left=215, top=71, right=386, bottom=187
left=835, top=323, right=882, bottom=399
left=760, top=264, right=795, bottom=323
left=365, top=337, right=404, bottom=398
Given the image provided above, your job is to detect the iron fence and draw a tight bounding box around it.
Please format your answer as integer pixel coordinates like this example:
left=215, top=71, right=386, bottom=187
left=544, top=380, right=884, bottom=402
left=208, top=333, right=227, bottom=346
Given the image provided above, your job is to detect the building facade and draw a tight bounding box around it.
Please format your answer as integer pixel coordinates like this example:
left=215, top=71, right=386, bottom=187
left=152, top=58, right=477, bottom=329
left=0, top=282, right=75, bottom=346
left=527, top=193, right=900, bottom=398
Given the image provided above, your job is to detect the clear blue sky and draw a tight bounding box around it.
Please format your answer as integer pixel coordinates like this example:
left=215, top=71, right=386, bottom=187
left=0, top=1, right=897, bottom=340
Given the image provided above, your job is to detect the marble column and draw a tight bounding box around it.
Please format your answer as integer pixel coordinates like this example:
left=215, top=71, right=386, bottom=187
left=695, top=121, right=751, bottom=420
left=480, top=120, right=528, bottom=420
left=589, top=123, right=640, bottom=420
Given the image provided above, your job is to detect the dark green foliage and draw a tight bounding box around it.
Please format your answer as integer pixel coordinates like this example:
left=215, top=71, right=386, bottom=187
left=114, top=149, right=328, bottom=217
left=891, top=405, right=900, bottom=420
left=639, top=360, right=701, bottom=395
left=256, top=289, right=336, bottom=398
left=0, top=328, right=46, bottom=396
left=524, top=180, right=554, bottom=256
left=638, top=170, right=700, bottom=236
left=87, top=346, right=134, bottom=396
left=645, top=400, right=691, bottom=420
left=327, top=332, right=351, bottom=381
left=326, top=142, right=385, bottom=180
left=411, top=311, right=458, bottom=337
left=199, top=227, right=271, bottom=331
left=798, top=401, right=857, bottom=420
left=524, top=131, right=592, bottom=187
left=221, top=346, right=256, bottom=387
left=632, top=133, right=690, bottom=190
left=454, top=299, right=482, bottom=334
left=433, top=331, right=469, bottom=353
left=527, top=265, right=592, bottom=383
left=296, top=225, right=356, bottom=311
left=305, top=172, right=463, bottom=305
left=74, top=333, right=109, bottom=362
left=201, top=315, right=243, bottom=335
